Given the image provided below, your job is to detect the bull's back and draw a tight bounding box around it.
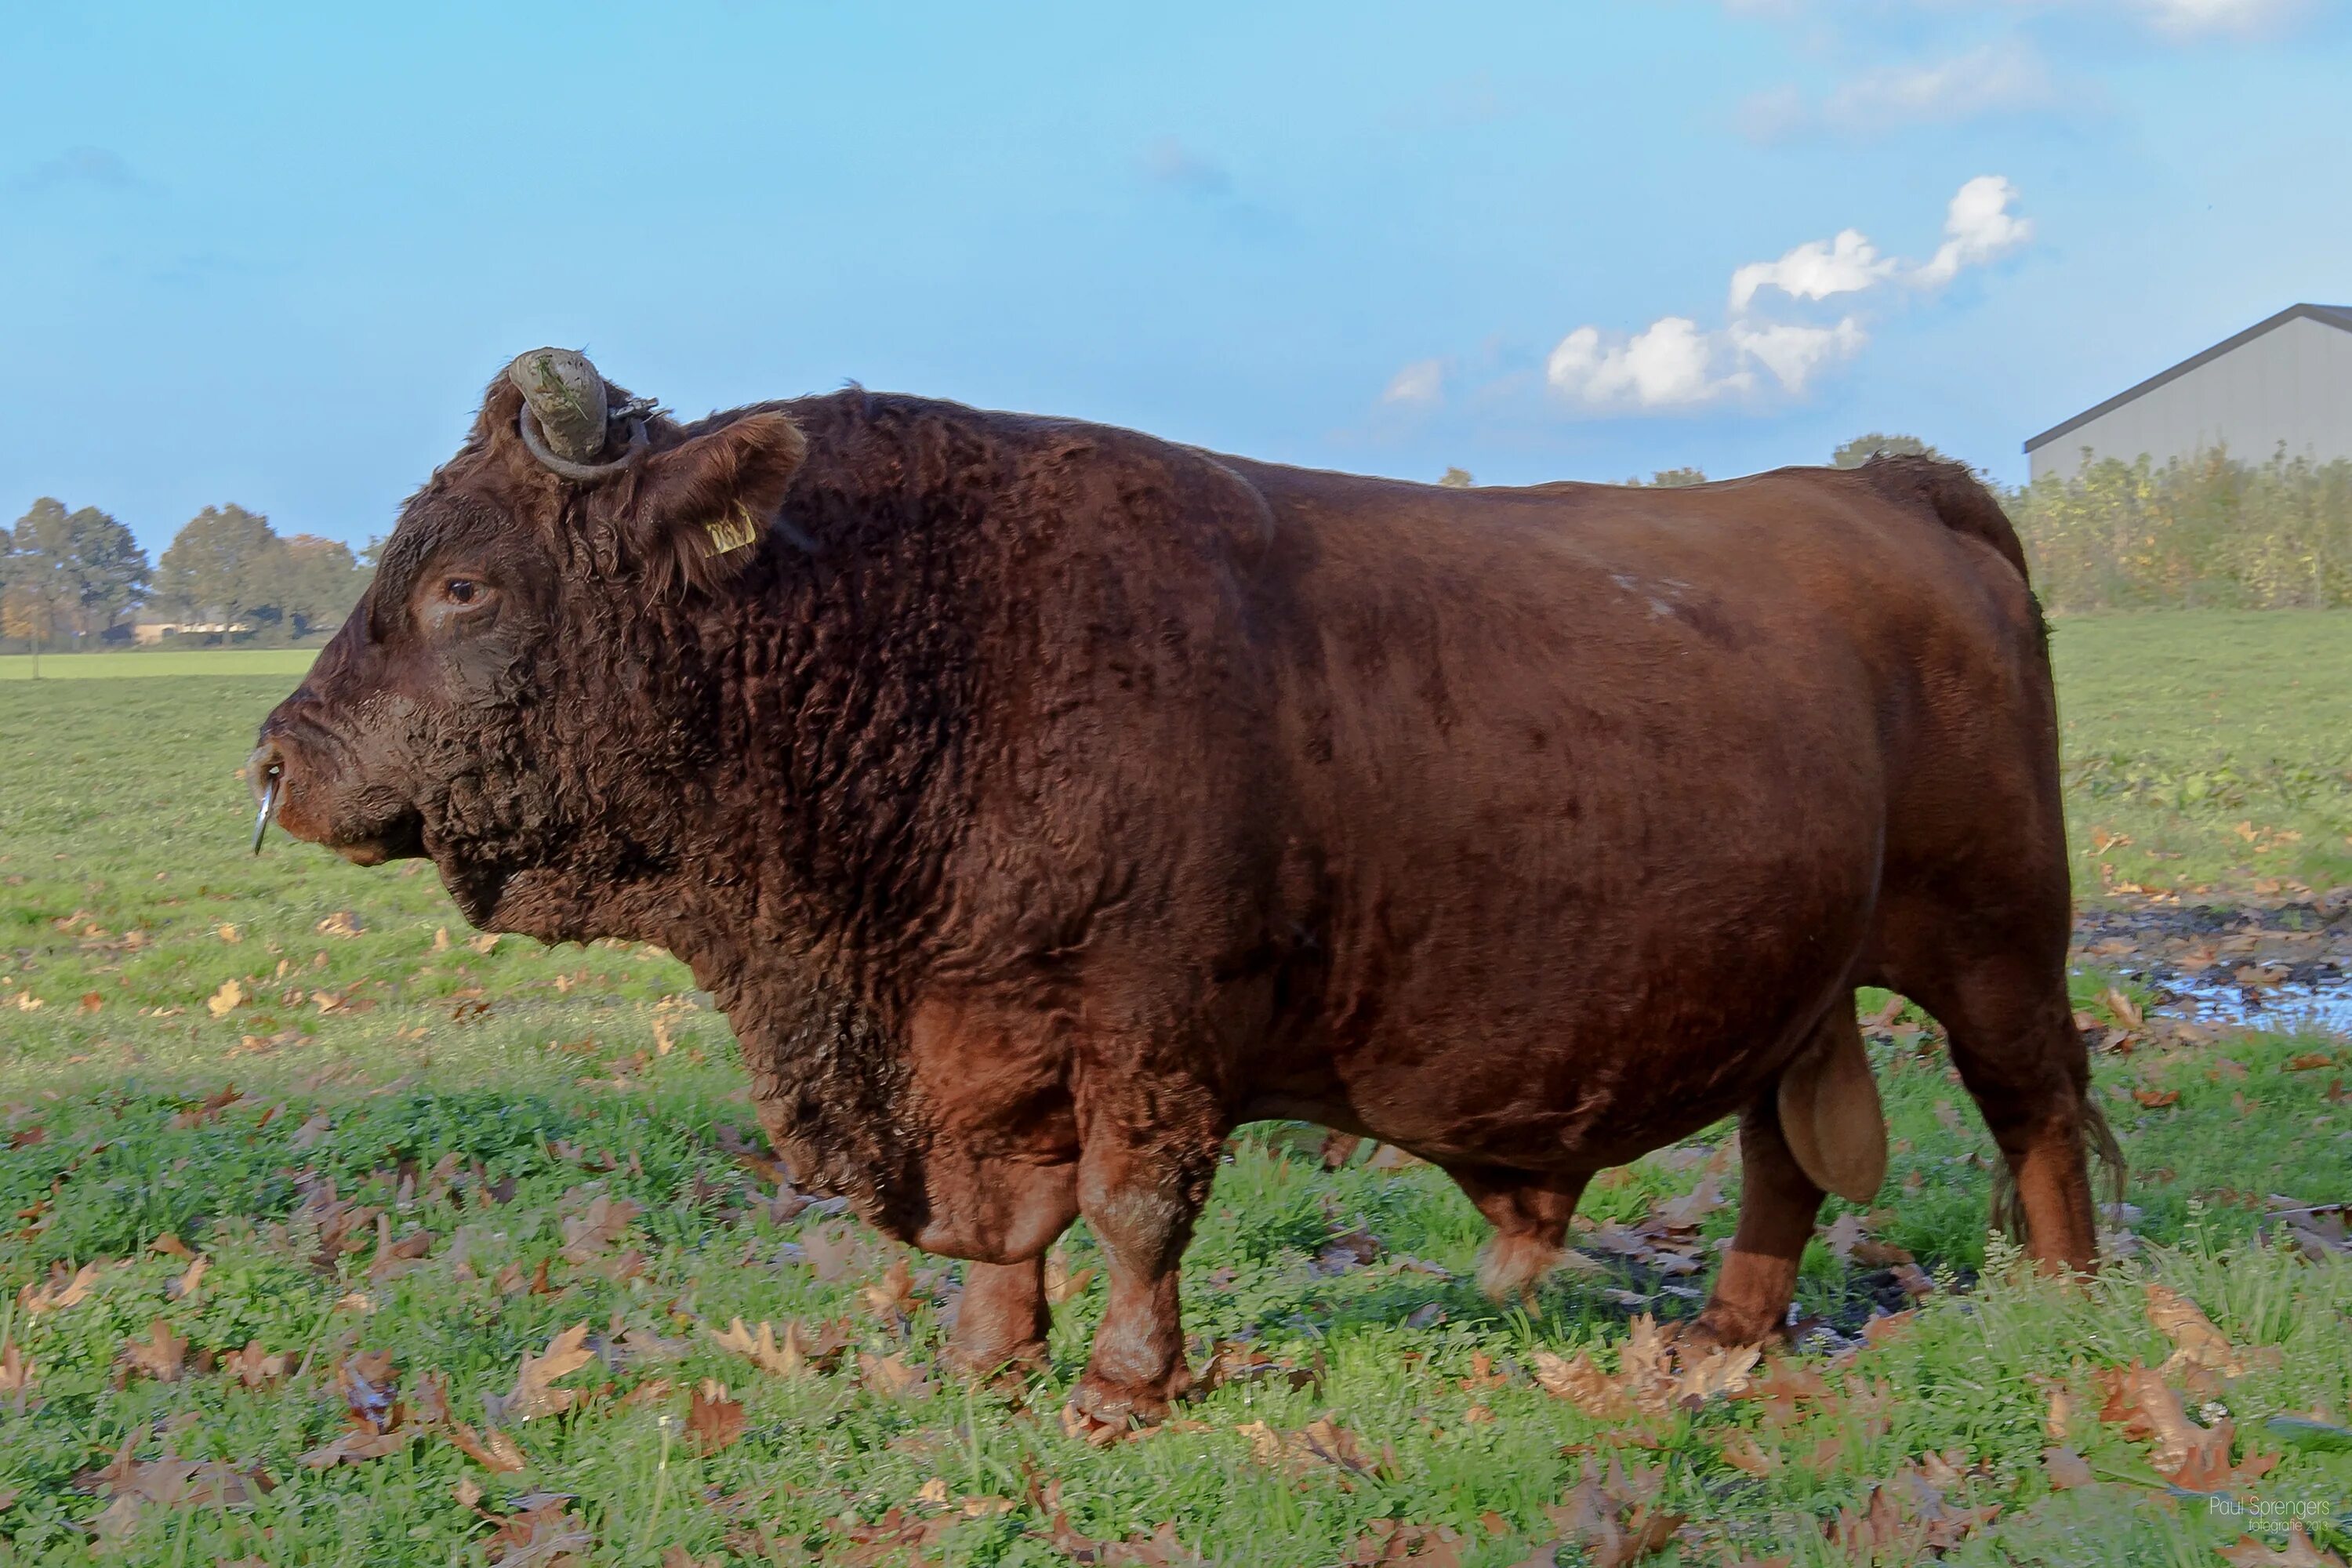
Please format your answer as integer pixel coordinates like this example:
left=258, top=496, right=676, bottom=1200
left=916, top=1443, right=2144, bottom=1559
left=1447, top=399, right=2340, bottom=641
left=1219, top=459, right=2049, bottom=1160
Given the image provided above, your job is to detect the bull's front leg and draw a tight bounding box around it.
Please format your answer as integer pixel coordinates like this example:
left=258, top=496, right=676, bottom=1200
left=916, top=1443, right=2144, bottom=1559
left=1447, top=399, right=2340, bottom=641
left=906, top=1152, right=1078, bottom=1382
left=1066, top=1098, right=1223, bottom=1428
left=949, top=1258, right=1056, bottom=1381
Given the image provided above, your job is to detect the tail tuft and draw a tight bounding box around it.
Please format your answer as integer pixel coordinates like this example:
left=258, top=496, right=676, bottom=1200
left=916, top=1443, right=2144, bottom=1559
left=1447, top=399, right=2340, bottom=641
left=1855, top=454, right=2030, bottom=583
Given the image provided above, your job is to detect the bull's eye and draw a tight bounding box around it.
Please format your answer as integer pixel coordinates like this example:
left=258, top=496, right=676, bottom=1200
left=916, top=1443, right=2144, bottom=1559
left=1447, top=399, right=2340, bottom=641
left=445, top=579, right=479, bottom=604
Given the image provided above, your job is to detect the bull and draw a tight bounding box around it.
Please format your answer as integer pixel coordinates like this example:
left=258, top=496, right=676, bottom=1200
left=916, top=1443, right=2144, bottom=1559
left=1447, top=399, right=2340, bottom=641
left=254, top=349, right=2109, bottom=1428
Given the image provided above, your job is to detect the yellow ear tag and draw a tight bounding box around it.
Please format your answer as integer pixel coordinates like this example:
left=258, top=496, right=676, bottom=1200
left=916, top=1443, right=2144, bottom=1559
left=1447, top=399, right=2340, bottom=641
left=702, top=504, right=762, bottom=557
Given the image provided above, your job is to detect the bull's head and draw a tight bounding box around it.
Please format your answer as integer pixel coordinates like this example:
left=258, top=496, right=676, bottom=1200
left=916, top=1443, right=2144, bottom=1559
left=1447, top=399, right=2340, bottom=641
left=251, top=350, right=808, bottom=937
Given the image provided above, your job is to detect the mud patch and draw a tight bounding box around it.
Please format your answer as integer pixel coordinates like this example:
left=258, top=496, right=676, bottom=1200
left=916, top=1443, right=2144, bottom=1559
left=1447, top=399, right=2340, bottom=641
left=2074, top=889, right=2352, bottom=1038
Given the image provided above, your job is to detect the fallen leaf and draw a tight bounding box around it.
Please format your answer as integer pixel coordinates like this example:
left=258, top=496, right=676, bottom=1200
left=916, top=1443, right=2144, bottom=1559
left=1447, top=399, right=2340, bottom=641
left=1671, top=1342, right=1760, bottom=1409
left=1044, top=1248, right=1098, bottom=1305
left=485, top=1495, right=595, bottom=1566
left=300, top=1426, right=409, bottom=1468
left=206, top=979, right=245, bottom=1018
left=447, top=1422, right=529, bottom=1474
left=858, top=1349, right=934, bottom=1399
left=1529, top=1348, right=1632, bottom=1417
left=2146, top=1282, right=2280, bottom=1381
left=486, top=1322, right=597, bottom=1424
left=2042, top=1446, right=2095, bottom=1489
left=859, top=1256, right=924, bottom=1322
left=708, top=1316, right=822, bottom=1377
left=800, top=1223, right=860, bottom=1281
left=118, top=1318, right=187, bottom=1382
left=78, top=1440, right=274, bottom=1509
left=688, top=1379, right=743, bottom=1454
left=1861, top=1310, right=1915, bottom=1348
left=338, top=1348, right=400, bottom=1431
left=1719, top=1432, right=1779, bottom=1477
left=1544, top=1455, right=1682, bottom=1568
left=2031, top=1374, right=2075, bottom=1441
left=558, top=1194, right=641, bottom=1261
left=1741, top=1359, right=1831, bottom=1426
left=168, top=1254, right=209, bottom=1301
left=0, top=1339, right=34, bottom=1400
left=23, top=1260, right=107, bottom=1314
left=2215, top=1526, right=2349, bottom=1567
left=1650, top=1174, right=1727, bottom=1230
left=2096, top=1361, right=2273, bottom=1490
left=223, top=1341, right=289, bottom=1387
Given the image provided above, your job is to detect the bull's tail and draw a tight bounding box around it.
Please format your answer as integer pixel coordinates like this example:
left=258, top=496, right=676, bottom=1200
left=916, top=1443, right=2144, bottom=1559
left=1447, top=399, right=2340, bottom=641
left=1856, top=453, right=2032, bottom=586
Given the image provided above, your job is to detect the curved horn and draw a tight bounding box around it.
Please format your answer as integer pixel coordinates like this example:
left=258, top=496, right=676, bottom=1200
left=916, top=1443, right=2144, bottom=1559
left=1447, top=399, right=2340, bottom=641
left=506, top=348, right=611, bottom=463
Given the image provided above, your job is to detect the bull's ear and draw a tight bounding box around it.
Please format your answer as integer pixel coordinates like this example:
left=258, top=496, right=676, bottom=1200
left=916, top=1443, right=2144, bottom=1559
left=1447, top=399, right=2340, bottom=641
left=623, top=412, right=809, bottom=593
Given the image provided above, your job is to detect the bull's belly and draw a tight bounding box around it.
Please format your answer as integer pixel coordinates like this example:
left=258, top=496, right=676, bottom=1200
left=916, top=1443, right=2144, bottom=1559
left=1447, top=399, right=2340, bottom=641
left=1250, top=855, right=1877, bottom=1171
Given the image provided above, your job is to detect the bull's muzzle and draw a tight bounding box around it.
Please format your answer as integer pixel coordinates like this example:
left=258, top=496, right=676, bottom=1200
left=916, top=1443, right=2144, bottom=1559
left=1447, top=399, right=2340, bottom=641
left=246, top=745, right=282, bottom=854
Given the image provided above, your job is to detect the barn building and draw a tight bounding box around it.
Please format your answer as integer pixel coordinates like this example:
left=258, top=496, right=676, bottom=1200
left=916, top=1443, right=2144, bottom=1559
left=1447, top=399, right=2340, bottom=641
left=2024, top=303, right=2352, bottom=482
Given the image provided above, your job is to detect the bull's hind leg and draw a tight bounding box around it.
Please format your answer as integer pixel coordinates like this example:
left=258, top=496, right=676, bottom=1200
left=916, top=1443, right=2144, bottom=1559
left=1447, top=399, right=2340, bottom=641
left=1908, top=952, right=2101, bottom=1272
left=1446, top=1167, right=1591, bottom=1301
left=1689, top=1083, right=1827, bottom=1346
left=1873, top=897, right=2103, bottom=1273
left=947, top=1258, right=1055, bottom=1382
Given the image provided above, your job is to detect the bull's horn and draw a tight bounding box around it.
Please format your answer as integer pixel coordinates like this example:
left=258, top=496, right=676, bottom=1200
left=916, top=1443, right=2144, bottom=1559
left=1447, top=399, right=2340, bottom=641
left=507, top=348, right=611, bottom=463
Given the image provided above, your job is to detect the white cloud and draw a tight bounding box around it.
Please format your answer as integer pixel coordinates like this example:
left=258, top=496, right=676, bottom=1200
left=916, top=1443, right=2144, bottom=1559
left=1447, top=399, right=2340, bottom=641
left=2130, top=0, right=2305, bottom=34
left=1729, top=317, right=1868, bottom=392
left=1547, top=318, right=1755, bottom=410
left=1382, top=358, right=1445, bottom=405
left=1726, top=0, right=2309, bottom=40
left=1730, top=229, right=1897, bottom=313
left=1913, top=175, right=2034, bottom=287
left=1740, top=38, right=2059, bottom=140
left=1540, top=176, right=2027, bottom=414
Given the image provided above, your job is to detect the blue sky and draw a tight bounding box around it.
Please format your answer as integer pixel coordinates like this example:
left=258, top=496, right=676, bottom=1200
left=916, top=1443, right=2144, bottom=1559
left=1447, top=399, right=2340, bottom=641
left=5, top=0, right=2349, bottom=553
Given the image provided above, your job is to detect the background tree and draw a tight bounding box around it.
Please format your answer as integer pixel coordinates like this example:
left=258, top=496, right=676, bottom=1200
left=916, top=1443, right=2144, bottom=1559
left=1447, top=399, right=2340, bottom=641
left=155, top=504, right=281, bottom=633
left=1436, top=466, right=1475, bottom=488
left=1831, top=433, right=1947, bottom=468
left=154, top=505, right=370, bottom=641
left=276, top=534, right=369, bottom=638
left=1623, top=466, right=1708, bottom=488
left=2, top=499, right=151, bottom=648
left=64, top=507, right=149, bottom=637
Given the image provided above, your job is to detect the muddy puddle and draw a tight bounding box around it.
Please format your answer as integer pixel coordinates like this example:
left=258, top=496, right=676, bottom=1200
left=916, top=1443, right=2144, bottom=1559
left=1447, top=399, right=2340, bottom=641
left=2074, top=890, right=2352, bottom=1038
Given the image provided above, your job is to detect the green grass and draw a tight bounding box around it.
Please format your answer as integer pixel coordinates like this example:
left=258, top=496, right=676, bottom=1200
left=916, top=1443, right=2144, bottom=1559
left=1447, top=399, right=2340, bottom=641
left=1, top=618, right=2348, bottom=1565
left=2053, top=610, right=2352, bottom=893
left=0, top=650, right=319, bottom=681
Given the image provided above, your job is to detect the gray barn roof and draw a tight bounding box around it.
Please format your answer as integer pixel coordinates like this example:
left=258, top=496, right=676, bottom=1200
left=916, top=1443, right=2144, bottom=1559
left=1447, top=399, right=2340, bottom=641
left=2024, top=303, right=2352, bottom=454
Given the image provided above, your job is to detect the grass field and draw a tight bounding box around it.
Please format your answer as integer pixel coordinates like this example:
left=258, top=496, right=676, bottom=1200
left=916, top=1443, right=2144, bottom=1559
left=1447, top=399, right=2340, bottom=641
left=2054, top=612, right=2352, bottom=894
left=0, top=651, right=319, bottom=681
left=1, top=620, right=2348, bottom=1565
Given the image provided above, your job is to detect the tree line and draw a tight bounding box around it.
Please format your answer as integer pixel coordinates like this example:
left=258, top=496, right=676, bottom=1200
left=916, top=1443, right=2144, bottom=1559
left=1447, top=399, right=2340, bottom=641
left=0, top=499, right=373, bottom=651
left=2009, top=447, right=2352, bottom=612
left=1454, top=434, right=2352, bottom=613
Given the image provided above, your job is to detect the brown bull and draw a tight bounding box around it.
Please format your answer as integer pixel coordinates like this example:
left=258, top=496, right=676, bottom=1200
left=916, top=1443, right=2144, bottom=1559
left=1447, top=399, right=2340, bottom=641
left=255, top=349, right=2106, bottom=1428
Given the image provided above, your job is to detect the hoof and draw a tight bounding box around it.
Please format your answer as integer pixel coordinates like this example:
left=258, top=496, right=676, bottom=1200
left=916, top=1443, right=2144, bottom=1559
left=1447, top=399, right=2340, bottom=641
left=1682, top=1303, right=1791, bottom=1351
left=1059, top=1399, right=1132, bottom=1447
left=944, top=1338, right=1050, bottom=1391
left=1475, top=1232, right=1564, bottom=1303
left=1067, top=1363, right=1190, bottom=1432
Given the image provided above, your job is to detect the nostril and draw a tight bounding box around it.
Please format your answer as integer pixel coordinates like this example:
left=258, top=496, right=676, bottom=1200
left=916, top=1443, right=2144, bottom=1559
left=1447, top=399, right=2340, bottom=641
left=245, top=743, right=286, bottom=806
